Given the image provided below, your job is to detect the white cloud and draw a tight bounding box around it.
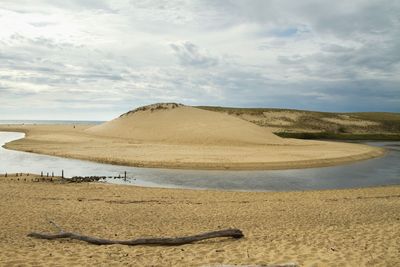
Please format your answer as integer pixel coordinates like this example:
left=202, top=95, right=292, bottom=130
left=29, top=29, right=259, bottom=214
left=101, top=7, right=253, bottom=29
left=0, top=0, right=399, bottom=120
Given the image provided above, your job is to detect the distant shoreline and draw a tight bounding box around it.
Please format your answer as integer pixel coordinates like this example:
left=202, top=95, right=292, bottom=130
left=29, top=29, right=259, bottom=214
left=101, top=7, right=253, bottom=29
left=0, top=120, right=104, bottom=125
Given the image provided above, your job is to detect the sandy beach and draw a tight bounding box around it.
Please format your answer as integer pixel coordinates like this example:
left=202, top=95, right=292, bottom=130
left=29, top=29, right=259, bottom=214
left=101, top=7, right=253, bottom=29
left=0, top=174, right=399, bottom=266
left=0, top=105, right=384, bottom=170
left=1, top=0, right=399, bottom=266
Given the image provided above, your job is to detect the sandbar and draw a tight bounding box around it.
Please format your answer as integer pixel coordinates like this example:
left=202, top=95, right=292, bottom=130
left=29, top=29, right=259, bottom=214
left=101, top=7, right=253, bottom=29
left=0, top=124, right=384, bottom=170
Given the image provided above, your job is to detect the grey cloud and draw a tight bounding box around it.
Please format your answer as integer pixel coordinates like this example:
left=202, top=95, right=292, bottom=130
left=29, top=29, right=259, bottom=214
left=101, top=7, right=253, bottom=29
left=277, top=55, right=304, bottom=65
left=29, top=21, right=59, bottom=27
left=301, top=1, right=400, bottom=37
left=320, top=44, right=356, bottom=54
left=170, top=41, right=219, bottom=68
left=206, top=1, right=400, bottom=36
left=0, top=34, right=126, bottom=88
left=277, top=32, right=400, bottom=80
left=8, top=34, right=80, bottom=50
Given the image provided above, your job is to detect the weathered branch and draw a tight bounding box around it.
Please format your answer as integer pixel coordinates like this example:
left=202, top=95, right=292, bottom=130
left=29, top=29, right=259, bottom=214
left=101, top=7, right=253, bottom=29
left=28, top=223, right=244, bottom=246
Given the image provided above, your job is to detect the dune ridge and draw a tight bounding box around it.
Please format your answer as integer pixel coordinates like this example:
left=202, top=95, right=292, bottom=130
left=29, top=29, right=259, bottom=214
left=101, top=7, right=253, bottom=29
left=85, top=103, right=285, bottom=145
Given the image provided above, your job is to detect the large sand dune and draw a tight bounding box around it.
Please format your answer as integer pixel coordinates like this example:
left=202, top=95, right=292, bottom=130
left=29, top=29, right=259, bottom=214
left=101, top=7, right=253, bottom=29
left=86, top=103, right=284, bottom=145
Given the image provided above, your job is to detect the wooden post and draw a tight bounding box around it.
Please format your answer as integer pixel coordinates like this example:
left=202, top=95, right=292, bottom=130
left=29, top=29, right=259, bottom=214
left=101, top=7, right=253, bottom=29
left=5, top=173, right=7, bottom=177
left=52, top=172, right=54, bottom=177
left=41, top=171, right=43, bottom=177
left=62, top=170, right=64, bottom=178
left=124, top=171, right=127, bottom=181
left=47, top=172, right=49, bottom=177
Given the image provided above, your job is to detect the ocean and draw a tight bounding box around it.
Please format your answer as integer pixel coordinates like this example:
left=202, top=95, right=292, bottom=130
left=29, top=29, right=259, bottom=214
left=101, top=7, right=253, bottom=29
left=0, top=120, right=104, bottom=125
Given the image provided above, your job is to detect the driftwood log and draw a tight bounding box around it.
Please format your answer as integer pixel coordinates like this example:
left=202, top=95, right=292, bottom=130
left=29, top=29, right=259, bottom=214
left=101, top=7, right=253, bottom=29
left=28, top=221, right=244, bottom=246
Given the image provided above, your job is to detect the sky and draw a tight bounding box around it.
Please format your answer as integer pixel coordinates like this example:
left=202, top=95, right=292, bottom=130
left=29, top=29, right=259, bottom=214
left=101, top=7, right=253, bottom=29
left=0, top=0, right=399, bottom=120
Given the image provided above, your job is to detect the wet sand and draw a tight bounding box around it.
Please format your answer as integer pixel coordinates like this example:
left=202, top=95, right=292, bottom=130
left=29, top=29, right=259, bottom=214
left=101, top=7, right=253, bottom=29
left=0, top=174, right=399, bottom=266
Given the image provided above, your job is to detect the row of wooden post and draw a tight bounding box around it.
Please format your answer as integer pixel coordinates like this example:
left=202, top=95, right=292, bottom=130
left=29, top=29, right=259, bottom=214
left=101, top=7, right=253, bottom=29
left=39, top=170, right=64, bottom=178
left=3, top=170, right=129, bottom=180
left=2, top=171, right=64, bottom=178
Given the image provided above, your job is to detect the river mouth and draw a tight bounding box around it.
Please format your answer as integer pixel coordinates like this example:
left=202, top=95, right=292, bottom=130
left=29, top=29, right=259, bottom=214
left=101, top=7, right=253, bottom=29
left=1, top=131, right=399, bottom=191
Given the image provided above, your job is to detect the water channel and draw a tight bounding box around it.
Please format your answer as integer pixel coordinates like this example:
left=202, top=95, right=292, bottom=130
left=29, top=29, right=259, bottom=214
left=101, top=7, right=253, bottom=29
left=1, top=131, right=399, bottom=191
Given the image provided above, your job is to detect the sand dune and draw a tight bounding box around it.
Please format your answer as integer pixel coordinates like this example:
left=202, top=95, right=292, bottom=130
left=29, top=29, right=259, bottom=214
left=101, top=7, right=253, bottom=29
left=0, top=103, right=385, bottom=170
left=86, top=103, right=284, bottom=145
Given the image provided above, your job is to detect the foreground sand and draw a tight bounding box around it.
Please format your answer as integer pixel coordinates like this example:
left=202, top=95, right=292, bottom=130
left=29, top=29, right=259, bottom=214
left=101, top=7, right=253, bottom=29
left=0, top=174, right=399, bottom=266
left=0, top=124, right=384, bottom=170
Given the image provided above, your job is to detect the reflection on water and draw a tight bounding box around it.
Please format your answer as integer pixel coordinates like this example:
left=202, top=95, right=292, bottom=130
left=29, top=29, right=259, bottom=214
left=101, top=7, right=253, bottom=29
left=1, top=132, right=399, bottom=191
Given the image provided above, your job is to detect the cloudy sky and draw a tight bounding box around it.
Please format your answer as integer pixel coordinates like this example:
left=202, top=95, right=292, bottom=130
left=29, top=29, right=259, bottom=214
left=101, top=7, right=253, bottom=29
left=0, top=0, right=399, bottom=120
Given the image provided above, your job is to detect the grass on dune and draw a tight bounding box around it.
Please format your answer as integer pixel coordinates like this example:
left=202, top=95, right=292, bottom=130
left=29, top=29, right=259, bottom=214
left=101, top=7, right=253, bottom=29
left=197, top=106, right=400, bottom=141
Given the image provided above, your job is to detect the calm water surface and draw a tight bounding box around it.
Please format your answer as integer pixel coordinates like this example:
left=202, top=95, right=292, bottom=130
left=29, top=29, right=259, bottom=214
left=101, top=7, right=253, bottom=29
left=1, top=131, right=399, bottom=191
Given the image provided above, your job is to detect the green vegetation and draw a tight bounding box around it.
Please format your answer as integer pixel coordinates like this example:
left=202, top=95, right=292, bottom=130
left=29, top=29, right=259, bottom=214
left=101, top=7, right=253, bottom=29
left=349, top=112, right=400, bottom=133
left=197, top=106, right=311, bottom=115
left=197, top=106, right=400, bottom=141
left=276, top=132, right=400, bottom=141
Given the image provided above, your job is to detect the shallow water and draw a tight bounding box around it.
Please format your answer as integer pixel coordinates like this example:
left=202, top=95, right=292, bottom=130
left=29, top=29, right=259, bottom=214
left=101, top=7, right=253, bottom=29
left=1, top=131, right=399, bottom=191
